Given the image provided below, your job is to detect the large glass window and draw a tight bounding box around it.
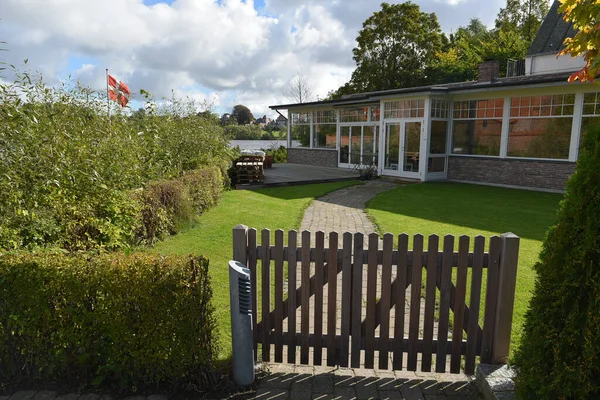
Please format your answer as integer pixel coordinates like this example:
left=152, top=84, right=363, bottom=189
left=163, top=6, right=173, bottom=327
left=340, top=107, right=368, bottom=123
left=581, top=93, right=600, bottom=151
left=430, top=121, right=448, bottom=154
left=451, top=98, right=504, bottom=156
left=313, top=110, right=336, bottom=148
left=507, top=94, right=575, bottom=159
left=290, top=112, right=311, bottom=147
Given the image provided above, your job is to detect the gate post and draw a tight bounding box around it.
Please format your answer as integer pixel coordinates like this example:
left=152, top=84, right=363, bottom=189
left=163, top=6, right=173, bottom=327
left=492, top=232, right=520, bottom=364
left=233, top=224, right=249, bottom=265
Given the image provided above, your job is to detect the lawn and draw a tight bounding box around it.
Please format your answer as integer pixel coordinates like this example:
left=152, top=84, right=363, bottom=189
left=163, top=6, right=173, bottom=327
left=149, top=180, right=360, bottom=360
left=366, top=181, right=563, bottom=358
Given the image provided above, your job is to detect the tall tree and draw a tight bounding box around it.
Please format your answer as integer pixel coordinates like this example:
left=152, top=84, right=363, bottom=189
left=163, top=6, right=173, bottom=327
left=346, top=2, right=445, bottom=93
left=283, top=73, right=314, bottom=104
left=230, top=105, right=254, bottom=125
left=559, top=0, right=600, bottom=83
left=495, top=0, right=549, bottom=42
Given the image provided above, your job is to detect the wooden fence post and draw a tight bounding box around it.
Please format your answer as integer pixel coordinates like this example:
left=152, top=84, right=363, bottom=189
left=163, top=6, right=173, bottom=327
left=233, top=224, right=249, bottom=265
left=492, top=232, right=520, bottom=364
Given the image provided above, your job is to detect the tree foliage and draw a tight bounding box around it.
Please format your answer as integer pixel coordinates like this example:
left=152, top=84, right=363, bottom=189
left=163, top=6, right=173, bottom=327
left=230, top=104, right=254, bottom=125
left=559, top=0, right=600, bottom=83
left=512, top=123, right=600, bottom=399
left=496, top=0, right=549, bottom=42
left=347, top=1, right=445, bottom=93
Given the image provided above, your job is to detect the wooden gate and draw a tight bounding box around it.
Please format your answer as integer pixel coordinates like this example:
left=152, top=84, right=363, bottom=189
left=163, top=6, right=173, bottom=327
left=232, top=225, right=519, bottom=374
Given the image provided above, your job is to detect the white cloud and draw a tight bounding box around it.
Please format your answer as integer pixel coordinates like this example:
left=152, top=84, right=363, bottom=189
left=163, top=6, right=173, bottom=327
left=0, top=0, right=507, bottom=117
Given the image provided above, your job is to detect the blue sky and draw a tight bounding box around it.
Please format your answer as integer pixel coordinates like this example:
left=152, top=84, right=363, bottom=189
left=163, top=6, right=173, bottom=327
left=1, top=0, right=522, bottom=118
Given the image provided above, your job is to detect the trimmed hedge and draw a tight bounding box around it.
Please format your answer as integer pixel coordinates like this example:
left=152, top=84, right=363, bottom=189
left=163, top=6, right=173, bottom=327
left=512, top=124, right=600, bottom=399
left=0, top=252, right=218, bottom=390
left=134, top=165, right=223, bottom=245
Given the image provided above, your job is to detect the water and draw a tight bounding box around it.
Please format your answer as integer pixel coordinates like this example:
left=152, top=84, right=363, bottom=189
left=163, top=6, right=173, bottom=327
left=230, top=139, right=300, bottom=150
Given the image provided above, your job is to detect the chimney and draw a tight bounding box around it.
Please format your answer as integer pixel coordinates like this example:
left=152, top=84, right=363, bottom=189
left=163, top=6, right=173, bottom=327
left=478, top=60, right=500, bottom=82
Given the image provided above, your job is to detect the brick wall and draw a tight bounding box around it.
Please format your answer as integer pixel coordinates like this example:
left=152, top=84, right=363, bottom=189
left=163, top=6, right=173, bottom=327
left=448, top=156, right=575, bottom=191
left=287, top=148, right=339, bottom=168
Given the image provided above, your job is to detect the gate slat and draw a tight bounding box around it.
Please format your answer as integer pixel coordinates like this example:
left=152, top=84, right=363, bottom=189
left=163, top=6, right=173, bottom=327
left=364, top=233, right=379, bottom=369
left=379, top=233, right=393, bottom=370
left=465, top=236, right=485, bottom=374
left=481, top=236, right=502, bottom=363
left=393, top=234, right=409, bottom=370
left=248, top=228, right=258, bottom=361
left=435, top=235, right=454, bottom=373
left=313, top=231, right=325, bottom=366
left=261, top=229, right=271, bottom=362
left=422, top=235, right=439, bottom=372
left=340, top=232, right=352, bottom=367
left=287, top=230, right=298, bottom=364
left=407, top=234, right=424, bottom=371
left=301, top=230, right=311, bottom=364
left=327, top=232, right=339, bottom=366
left=351, top=233, right=364, bottom=368
left=274, top=229, right=284, bottom=363
left=450, top=235, right=469, bottom=373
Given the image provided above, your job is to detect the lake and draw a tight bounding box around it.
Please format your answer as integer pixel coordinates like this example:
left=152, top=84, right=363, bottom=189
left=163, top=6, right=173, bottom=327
left=230, top=139, right=300, bottom=150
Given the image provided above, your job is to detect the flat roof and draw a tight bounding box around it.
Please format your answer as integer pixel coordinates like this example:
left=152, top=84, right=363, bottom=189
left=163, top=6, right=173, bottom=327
left=270, top=71, right=574, bottom=110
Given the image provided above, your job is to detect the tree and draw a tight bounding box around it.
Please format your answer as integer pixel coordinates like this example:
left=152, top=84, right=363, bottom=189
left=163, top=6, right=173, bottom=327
left=230, top=105, right=254, bottom=125
left=495, top=0, right=549, bottom=42
left=512, top=122, right=600, bottom=399
left=283, top=73, right=313, bottom=104
left=559, top=0, right=600, bottom=83
left=345, top=2, right=446, bottom=93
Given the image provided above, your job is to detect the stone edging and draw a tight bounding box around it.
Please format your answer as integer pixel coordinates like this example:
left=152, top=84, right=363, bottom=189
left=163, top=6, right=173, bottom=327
left=475, top=364, right=516, bottom=400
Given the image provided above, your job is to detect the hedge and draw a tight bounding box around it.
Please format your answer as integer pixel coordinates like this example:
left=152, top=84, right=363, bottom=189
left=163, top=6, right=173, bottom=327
left=0, top=252, right=218, bottom=390
left=134, top=165, right=224, bottom=245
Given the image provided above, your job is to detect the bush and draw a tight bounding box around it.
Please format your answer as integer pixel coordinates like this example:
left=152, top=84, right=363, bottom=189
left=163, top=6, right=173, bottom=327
left=134, top=166, right=224, bottom=245
left=223, top=124, right=263, bottom=140
left=265, top=145, right=287, bottom=163
left=0, top=71, right=233, bottom=251
left=512, top=124, right=600, bottom=399
left=0, top=252, right=218, bottom=391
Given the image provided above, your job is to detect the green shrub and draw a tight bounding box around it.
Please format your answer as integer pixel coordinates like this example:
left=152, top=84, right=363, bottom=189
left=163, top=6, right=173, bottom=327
left=180, top=166, right=223, bottom=214
left=265, top=145, right=287, bottom=163
left=0, top=71, right=233, bottom=251
left=0, top=252, right=218, bottom=390
left=512, top=124, right=600, bottom=399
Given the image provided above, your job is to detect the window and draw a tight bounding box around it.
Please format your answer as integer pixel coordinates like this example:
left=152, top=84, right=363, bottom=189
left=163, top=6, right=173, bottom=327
left=290, top=112, right=310, bottom=147
left=507, top=95, right=575, bottom=159
left=581, top=93, right=600, bottom=151
left=431, top=99, right=450, bottom=119
left=430, top=121, right=447, bottom=155
left=384, top=100, right=425, bottom=119
left=370, top=106, right=381, bottom=122
left=313, top=110, right=336, bottom=148
left=451, top=98, right=504, bottom=156
left=340, top=107, right=369, bottom=123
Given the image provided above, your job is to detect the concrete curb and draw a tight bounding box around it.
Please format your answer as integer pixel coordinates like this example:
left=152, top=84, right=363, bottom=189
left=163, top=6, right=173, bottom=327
left=475, top=364, right=516, bottom=400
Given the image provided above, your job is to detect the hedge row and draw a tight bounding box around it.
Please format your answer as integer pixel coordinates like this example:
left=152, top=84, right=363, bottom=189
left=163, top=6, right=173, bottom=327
left=0, top=252, right=218, bottom=390
left=134, top=166, right=223, bottom=245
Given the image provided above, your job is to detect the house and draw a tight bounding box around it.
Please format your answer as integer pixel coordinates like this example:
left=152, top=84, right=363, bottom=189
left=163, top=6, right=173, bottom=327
left=269, top=1, right=594, bottom=192
left=273, top=114, right=288, bottom=129
left=254, top=115, right=273, bottom=127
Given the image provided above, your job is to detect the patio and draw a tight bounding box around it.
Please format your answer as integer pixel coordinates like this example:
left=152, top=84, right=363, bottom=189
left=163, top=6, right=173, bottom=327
left=236, top=163, right=359, bottom=189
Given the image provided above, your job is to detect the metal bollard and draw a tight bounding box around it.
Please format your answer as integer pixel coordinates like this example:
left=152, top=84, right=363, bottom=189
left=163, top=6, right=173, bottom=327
left=229, top=260, right=255, bottom=386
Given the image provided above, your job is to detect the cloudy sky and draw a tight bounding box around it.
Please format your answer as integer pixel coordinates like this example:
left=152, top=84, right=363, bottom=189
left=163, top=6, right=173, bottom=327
left=1, top=0, right=515, bottom=118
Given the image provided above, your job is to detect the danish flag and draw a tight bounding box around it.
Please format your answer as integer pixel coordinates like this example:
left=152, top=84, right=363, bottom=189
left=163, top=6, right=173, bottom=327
left=107, top=73, right=131, bottom=107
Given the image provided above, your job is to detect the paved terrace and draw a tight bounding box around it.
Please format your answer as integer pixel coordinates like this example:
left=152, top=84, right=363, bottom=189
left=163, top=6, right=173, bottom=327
left=237, top=163, right=360, bottom=189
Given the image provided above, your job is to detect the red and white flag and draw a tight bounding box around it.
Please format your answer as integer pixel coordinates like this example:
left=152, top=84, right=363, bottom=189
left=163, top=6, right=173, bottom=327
left=107, top=73, right=130, bottom=107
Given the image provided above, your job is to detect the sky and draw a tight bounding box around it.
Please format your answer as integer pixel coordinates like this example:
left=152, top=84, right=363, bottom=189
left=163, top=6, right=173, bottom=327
left=1, top=0, right=515, bottom=118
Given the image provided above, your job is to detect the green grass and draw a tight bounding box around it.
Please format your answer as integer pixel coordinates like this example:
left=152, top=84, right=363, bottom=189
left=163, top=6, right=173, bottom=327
left=366, top=182, right=563, bottom=358
left=148, top=181, right=360, bottom=359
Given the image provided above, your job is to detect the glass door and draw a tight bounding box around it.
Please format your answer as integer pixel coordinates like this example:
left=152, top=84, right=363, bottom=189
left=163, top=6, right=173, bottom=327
left=383, top=121, right=422, bottom=178
left=402, top=121, right=421, bottom=178
left=339, top=125, right=379, bottom=169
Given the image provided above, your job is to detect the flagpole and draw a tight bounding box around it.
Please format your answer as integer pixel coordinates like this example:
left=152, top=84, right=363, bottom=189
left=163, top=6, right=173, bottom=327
left=106, top=68, right=110, bottom=118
